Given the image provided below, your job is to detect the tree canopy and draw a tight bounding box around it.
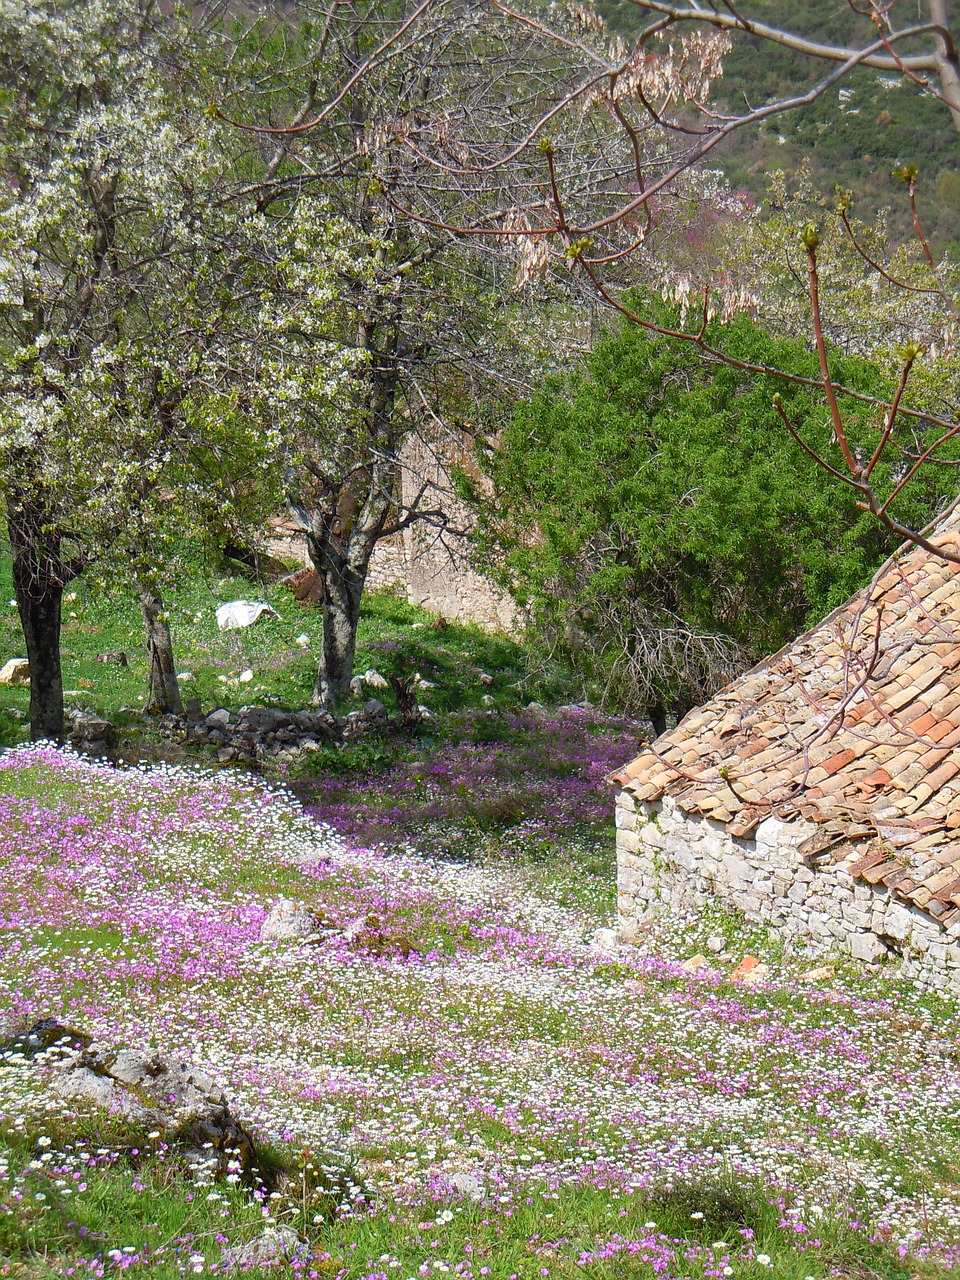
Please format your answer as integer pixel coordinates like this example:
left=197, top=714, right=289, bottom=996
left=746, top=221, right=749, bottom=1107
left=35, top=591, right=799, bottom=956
left=0, top=0, right=364, bottom=734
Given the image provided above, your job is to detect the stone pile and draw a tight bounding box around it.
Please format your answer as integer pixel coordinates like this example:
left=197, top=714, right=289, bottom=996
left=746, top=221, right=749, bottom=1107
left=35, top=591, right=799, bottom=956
left=185, top=703, right=338, bottom=763
left=2, top=1020, right=262, bottom=1183
left=68, top=709, right=117, bottom=757
left=61, top=699, right=405, bottom=764
left=181, top=699, right=399, bottom=763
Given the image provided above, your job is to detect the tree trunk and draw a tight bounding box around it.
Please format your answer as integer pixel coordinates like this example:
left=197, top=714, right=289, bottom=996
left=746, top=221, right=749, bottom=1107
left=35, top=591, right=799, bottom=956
left=303, top=460, right=400, bottom=711
left=7, top=500, right=68, bottom=742
left=293, top=305, right=404, bottom=710
left=645, top=704, right=667, bottom=738
left=311, top=553, right=365, bottom=709
left=138, top=582, right=182, bottom=715
left=929, top=0, right=960, bottom=135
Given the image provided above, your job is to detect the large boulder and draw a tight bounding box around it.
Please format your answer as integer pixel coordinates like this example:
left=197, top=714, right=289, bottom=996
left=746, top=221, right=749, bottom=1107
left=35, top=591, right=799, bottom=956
left=67, top=711, right=117, bottom=755
left=52, top=1041, right=260, bottom=1179
left=260, top=898, right=320, bottom=943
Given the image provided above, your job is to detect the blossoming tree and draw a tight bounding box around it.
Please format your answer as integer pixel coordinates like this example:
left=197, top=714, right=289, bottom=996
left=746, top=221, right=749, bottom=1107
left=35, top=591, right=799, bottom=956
left=0, top=0, right=363, bottom=737
left=216, top=0, right=628, bottom=709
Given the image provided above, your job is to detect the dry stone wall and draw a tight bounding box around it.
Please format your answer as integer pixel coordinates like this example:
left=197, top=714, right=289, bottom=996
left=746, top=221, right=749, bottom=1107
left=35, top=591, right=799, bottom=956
left=399, top=433, right=515, bottom=631
left=616, top=789, right=960, bottom=994
left=263, top=431, right=515, bottom=633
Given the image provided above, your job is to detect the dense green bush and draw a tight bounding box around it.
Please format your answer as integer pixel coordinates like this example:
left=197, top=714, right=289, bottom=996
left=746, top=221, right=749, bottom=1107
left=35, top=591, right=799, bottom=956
left=467, top=297, right=952, bottom=720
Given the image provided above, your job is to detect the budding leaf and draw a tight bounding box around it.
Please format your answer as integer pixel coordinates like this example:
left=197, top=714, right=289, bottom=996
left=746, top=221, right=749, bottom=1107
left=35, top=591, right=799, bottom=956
left=563, top=236, right=593, bottom=259
left=799, top=222, right=820, bottom=251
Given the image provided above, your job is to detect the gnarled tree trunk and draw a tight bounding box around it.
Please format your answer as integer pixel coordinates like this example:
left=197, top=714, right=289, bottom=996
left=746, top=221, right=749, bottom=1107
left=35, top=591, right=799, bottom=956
left=138, top=581, right=182, bottom=715
left=292, top=318, right=403, bottom=712
left=309, top=546, right=367, bottom=710
left=303, top=459, right=396, bottom=709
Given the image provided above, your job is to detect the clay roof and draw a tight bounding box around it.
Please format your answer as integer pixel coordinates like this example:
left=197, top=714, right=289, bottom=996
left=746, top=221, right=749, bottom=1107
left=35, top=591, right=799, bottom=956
left=612, top=516, right=960, bottom=928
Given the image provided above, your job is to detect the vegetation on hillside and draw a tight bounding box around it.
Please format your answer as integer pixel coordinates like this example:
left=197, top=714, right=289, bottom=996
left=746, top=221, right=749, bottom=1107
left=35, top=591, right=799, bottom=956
left=0, top=548, right=581, bottom=752
left=1, top=747, right=960, bottom=1274
left=465, top=301, right=953, bottom=721
left=3, top=745, right=960, bottom=1278
left=596, top=0, right=960, bottom=253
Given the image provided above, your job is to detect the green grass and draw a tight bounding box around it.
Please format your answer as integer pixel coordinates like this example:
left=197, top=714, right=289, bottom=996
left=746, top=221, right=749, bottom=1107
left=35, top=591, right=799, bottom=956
left=4, top=554, right=960, bottom=1278
left=0, top=1111, right=269, bottom=1279
left=0, top=545, right=580, bottom=747
left=3, top=753, right=960, bottom=1277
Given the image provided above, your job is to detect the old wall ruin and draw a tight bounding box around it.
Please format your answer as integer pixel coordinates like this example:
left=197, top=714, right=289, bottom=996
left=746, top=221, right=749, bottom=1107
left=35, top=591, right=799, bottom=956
left=266, top=432, right=514, bottom=633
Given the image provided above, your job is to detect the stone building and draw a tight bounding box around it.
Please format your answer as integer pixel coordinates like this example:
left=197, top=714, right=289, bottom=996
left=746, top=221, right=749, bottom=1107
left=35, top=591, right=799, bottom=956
left=612, top=516, right=960, bottom=992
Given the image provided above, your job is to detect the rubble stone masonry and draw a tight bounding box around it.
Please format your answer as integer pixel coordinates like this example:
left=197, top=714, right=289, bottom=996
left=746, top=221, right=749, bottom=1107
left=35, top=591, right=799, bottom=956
left=616, top=789, right=960, bottom=994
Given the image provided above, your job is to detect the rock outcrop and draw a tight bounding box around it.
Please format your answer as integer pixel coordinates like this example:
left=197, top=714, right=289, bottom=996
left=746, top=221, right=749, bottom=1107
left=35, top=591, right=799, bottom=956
left=222, top=1226, right=308, bottom=1270
left=0, top=657, right=30, bottom=685
left=259, top=898, right=322, bottom=942
left=51, top=1038, right=261, bottom=1180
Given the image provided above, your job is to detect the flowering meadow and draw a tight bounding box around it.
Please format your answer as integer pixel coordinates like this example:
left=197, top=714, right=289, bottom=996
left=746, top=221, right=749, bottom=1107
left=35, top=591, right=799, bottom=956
left=3, top=717, right=960, bottom=1278
left=292, top=710, right=640, bottom=916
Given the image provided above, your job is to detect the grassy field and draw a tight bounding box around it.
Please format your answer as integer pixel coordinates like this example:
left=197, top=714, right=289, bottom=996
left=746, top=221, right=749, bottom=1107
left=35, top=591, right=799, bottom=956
left=3, top=554, right=960, bottom=1277
left=0, top=549, right=578, bottom=750
left=3, top=743, right=960, bottom=1279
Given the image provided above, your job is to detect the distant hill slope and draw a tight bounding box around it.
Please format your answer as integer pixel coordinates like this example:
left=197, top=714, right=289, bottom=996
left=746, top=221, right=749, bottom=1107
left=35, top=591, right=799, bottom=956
left=596, top=0, right=960, bottom=253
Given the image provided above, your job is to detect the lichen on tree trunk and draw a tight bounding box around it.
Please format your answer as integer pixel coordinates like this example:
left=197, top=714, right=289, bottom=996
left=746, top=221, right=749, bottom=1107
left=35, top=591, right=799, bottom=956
left=138, top=581, right=182, bottom=715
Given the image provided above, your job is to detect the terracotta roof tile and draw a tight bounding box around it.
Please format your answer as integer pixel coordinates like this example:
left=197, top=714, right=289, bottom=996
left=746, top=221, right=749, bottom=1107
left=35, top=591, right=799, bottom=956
left=858, top=766, right=893, bottom=788
left=616, top=516, right=960, bottom=931
left=863, top=859, right=900, bottom=883
left=907, top=709, right=940, bottom=735
left=822, top=748, right=859, bottom=775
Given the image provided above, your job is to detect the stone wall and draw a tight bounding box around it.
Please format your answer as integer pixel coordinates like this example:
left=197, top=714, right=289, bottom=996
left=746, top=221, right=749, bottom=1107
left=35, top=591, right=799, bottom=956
left=264, top=432, right=516, bottom=634
left=399, top=433, right=515, bottom=632
left=365, top=534, right=408, bottom=595
left=616, top=789, right=960, bottom=994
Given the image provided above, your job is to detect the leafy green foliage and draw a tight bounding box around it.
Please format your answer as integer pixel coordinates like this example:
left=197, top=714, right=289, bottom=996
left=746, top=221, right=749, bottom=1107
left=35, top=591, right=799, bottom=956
left=468, top=298, right=950, bottom=714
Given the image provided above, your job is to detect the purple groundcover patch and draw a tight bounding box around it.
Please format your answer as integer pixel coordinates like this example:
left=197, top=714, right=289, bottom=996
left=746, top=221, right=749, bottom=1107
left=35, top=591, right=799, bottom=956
left=2, top=735, right=960, bottom=1276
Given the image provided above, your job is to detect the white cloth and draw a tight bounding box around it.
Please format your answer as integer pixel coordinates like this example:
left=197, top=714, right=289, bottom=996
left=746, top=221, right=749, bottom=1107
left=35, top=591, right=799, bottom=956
left=215, top=601, right=279, bottom=631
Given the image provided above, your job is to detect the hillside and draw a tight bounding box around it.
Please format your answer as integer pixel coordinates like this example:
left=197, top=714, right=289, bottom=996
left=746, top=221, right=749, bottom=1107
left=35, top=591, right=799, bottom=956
left=597, top=0, right=960, bottom=252
left=4, top=741, right=960, bottom=1277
